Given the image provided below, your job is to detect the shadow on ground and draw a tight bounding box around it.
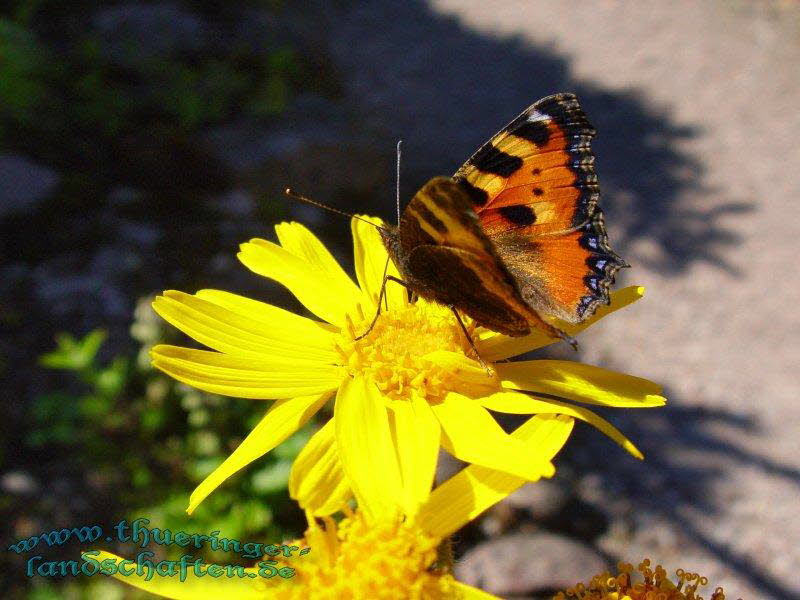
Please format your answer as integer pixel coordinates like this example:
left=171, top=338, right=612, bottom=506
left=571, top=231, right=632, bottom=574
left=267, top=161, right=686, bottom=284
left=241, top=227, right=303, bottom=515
left=1, top=0, right=776, bottom=597
left=324, top=1, right=783, bottom=596
left=574, top=392, right=800, bottom=600
left=326, top=0, right=751, bottom=274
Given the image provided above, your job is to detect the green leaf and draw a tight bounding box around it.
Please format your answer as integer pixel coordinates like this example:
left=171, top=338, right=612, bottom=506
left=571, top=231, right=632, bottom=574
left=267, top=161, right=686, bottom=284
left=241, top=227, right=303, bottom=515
left=38, top=329, right=107, bottom=371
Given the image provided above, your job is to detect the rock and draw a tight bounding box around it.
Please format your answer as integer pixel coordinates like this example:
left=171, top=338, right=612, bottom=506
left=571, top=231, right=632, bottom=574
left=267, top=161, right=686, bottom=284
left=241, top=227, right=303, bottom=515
left=31, top=246, right=135, bottom=319
left=117, top=221, right=160, bottom=247
left=1, top=471, right=39, bottom=495
left=455, top=532, right=608, bottom=597
left=93, top=3, right=208, bottom=63
left=213, top=189, right=256, bottom=220
left=478, top=481, right=568, bottom=537
left=504, top=480, right=569, bottom=521
left=435, top=450, right=466, bottom=484
left=552, top=498, right=610, bottom=542
left=0, top=154, right=59, bottom=217
left=204, top=96, right=392, bottom=218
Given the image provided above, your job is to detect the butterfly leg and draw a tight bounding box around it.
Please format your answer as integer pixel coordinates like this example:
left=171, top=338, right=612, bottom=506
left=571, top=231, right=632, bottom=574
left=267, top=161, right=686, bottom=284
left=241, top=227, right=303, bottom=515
left=557, top=328, right=579, bottom=351
left=541, top=318, right=578, bottom=351
left=448, top=306, right=492, bottom=375
left=354, top=273, right=409, bottom=341
left=524, top=308, right=578, bottom=351
left=379, top=254, right=391, bottom=311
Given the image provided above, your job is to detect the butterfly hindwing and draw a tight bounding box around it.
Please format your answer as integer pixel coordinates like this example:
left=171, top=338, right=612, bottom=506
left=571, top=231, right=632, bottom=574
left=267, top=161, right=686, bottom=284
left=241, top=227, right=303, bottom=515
left=453, top=93, right=627, bottom=323
left=488, top=215, right=624, bottom=323
left=384, top=177, right=558, bottom=337
left=406, top=245, right=530, bottom=336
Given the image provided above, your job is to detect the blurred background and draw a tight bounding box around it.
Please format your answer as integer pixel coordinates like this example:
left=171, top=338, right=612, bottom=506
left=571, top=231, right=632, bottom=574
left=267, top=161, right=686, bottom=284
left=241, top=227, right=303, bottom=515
left=2, top=1, right=799, bottom=598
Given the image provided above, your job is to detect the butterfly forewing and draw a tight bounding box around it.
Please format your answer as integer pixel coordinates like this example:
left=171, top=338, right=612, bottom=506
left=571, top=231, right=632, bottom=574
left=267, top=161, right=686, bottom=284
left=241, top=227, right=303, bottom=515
left=380, top=94, right=626, bottom=342
left=385, top=177, right=553, bottom=337
left=453, top=93, right=627, bottom=323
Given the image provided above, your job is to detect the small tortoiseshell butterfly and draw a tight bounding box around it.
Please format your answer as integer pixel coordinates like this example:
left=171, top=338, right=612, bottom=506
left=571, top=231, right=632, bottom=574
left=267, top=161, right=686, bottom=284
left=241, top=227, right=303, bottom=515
left=379, top=93, right=627, bottom=344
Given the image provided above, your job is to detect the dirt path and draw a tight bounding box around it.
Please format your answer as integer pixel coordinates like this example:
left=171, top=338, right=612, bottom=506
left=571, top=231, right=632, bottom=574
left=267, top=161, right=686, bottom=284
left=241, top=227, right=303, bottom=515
left=331, top=2, right=800, bottom=597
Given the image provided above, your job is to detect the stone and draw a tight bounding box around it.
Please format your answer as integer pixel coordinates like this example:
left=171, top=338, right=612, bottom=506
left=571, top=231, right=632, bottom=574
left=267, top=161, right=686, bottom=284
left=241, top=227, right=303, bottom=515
left=0, top=154, right=58, bottom=217
left=93, top=3, right=207, bottom=62
left=504, top=480, right=569, bottom=521
left=1, top=471, right=39, bottom=495
left=455, top=532, right=608, bottom=597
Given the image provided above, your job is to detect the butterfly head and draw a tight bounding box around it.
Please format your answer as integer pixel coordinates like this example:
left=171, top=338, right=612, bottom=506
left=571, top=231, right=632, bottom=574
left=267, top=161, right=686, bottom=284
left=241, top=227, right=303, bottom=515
left=378, top=223, right=403, bottom=268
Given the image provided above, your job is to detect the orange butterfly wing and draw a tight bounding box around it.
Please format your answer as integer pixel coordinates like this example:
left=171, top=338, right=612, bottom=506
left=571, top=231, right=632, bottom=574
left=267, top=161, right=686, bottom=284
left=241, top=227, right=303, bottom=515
left=387, top=177, right=561, bottom=338
left=453, top=94, right=627, bottom=324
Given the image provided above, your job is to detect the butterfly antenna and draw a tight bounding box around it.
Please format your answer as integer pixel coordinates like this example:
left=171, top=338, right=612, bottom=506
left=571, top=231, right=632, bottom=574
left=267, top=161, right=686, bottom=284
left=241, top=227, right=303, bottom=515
left=396, top=140, right=403, bottom=225
left=284, top=188, right=383, bottom=229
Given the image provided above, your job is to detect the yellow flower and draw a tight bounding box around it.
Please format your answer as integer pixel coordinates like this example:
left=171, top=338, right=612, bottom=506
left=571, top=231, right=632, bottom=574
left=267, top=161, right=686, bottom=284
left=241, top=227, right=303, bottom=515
left=554, top=559, right=732, bottom=600
left=90, top=413, right=575, bottom=599
left=150, top=217, right=664, bottom=514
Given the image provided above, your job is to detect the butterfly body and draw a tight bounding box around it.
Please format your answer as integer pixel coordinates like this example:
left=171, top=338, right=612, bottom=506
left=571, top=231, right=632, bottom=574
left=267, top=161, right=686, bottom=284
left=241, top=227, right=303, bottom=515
left=381, top=93, right=627, bottom=342
left=380, top=178, right=555, bottom=337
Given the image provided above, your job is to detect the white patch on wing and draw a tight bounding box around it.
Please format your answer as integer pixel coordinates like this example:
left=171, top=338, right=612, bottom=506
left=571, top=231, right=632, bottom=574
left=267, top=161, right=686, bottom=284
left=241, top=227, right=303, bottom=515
left=526, top=110, right=550, bottom=123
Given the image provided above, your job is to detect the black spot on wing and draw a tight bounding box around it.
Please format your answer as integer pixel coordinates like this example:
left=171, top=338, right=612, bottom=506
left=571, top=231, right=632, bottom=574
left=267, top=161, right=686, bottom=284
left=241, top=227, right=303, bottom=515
left=509, top=119, right=551, bottom=147
left=532, top=187, right=544, bottom=197
left=468, top=143, right=523, bottom=177
left=454, top=177, right=490, bottom=207
left=499, top=205, right=536, bottom=226
left=533, top=94, right=596, bottom=136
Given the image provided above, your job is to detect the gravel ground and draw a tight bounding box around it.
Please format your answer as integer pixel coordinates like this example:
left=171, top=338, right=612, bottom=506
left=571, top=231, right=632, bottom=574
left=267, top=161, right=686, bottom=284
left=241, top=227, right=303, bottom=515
left=329, top=2, right=800, bottom=598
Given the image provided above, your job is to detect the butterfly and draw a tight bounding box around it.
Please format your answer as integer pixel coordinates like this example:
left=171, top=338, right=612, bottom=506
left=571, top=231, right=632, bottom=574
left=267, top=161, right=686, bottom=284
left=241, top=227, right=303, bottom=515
left=378, top=93, right=628, bottom=346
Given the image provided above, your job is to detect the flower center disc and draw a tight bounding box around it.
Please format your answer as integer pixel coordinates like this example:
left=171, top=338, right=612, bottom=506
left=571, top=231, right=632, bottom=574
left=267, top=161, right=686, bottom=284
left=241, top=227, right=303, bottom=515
left=339, top=303, right=468, bottom=402
left=274, top=513, right=456, bottom=600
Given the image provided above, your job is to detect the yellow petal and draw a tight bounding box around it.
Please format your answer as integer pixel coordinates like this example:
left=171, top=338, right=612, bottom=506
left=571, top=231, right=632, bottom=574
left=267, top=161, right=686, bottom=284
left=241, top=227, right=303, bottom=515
left=197, top=289, right=337, bottom=352
left=419, top=414, right=574, bottom=538
left=334, top=376, right=402, bottom=521
left=238, top=236, right=359, bottom=327
left=479, top=391, right=644, bottom=459
left=452, top=581, right=504, bottom=599
left=153, top=291, right=337, bottom=362
left=390, top=395, right=440, bottom=515
left=151, top=345, right=341, bottom=399
left=478, top=286, right=645, bottom=361
left=188, top=392, right=331, bottom=514
left=423, top=350, right=498, bottom=396
left=351, top=215, right=407, bottom=310
left=495, top=360, right=664, bottom=407
left=289, top=421, right=352, bottom=516
left=82, top=550, right=279, bottom=599
left=275, top=221, right=363, bottom=301
left=431, top=393, right=555, bottom=480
